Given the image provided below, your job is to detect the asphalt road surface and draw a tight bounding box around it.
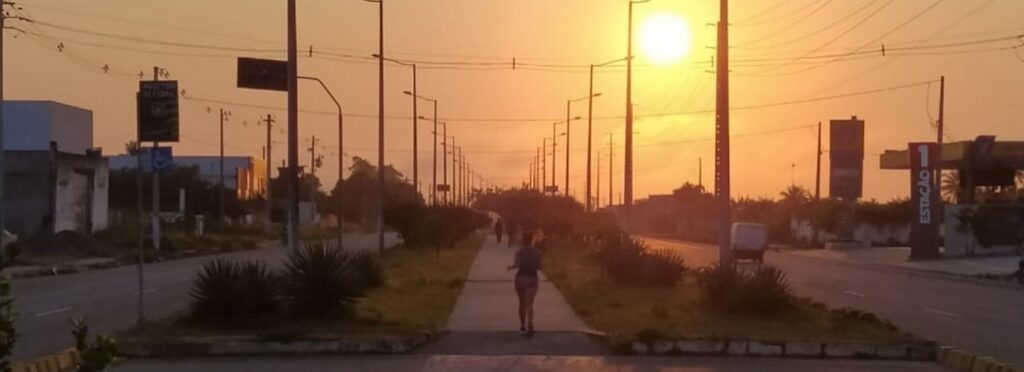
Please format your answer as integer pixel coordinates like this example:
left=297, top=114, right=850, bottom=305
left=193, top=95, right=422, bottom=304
left=118, top=355, right=942, bottom=372
left=12, top=233, right=397, bottom=360
left=641, top=237, right=1024, bottom=367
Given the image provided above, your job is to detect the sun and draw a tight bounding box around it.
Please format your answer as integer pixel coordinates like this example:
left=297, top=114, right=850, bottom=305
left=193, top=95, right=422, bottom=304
left=639, top=13, right=693, bottom=65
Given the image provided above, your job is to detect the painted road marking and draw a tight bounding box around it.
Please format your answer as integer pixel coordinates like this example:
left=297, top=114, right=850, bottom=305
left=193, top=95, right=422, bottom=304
left=924, top=307, right=961, bottom=318
left=843, top=290, right=866, bottom=298
left=34, top=307, right=71, bottom=317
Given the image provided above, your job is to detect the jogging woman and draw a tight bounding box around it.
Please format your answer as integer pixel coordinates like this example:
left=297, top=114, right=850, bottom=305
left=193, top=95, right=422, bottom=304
left=508, top=230, right=542, bottom=335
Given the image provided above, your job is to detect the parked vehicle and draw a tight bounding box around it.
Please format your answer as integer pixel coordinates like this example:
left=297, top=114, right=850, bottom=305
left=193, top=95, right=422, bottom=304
left=731, top=223, right=766, bottom=262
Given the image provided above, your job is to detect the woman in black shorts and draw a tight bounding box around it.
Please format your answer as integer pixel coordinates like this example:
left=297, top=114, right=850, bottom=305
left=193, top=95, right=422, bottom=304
left=508, top=230, right=542, bottom=335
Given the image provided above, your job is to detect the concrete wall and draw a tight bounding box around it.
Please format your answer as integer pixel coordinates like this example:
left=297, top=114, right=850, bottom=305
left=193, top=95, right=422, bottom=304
left=3, top=101, right=93, bottom=155
left=791, top=218, right=911, bottom=246
left=3, top=151, right=54, bottom=237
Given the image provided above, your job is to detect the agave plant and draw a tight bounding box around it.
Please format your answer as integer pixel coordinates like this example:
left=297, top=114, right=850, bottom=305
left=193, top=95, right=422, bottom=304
left=188, top=259, right=278, bottom=323
left=282, top=241, right=377, bottom=318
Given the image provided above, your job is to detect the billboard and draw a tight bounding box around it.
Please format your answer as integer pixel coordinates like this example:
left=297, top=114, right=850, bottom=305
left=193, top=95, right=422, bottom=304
left=137, top=81, right=179, bottom=142
left=829, top=117, right=865, bottom=199
left=237, top=57, right=288, bottom=92
left=909, top=142, right=940, bottom=260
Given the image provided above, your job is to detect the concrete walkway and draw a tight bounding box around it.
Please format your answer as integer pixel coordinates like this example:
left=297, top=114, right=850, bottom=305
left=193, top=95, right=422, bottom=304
left=419, top=236, right=605, bottom=355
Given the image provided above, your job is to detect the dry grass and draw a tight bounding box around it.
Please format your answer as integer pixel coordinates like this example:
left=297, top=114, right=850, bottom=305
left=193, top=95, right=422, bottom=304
left=543, top=244, right=919, bottom=345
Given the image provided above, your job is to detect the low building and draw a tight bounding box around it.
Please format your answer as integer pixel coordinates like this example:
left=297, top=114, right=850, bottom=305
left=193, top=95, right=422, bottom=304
left=108, top=155, right=267, bottom=200
left=2, top=101, right=109, bottom=236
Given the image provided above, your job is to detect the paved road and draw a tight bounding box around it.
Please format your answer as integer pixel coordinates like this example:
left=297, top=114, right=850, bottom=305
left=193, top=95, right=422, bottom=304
left=12, top=233, right=398, bottom=360
left=117, top=355, right=942, bottom=371
left=642, top=237, right=1024, bottom=367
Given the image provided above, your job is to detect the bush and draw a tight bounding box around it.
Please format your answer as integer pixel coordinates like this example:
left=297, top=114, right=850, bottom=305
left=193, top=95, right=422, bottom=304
left=385, top=202, right=489, bottom=249
left=281, top=241, right=378, bottom=317
left=70, top=317, right=121, bottom=372
left=695, top=264, right=793, bottom=315
left=595, top=236, right=687, bottom=286
left=188, top=259, right=278, bottom=323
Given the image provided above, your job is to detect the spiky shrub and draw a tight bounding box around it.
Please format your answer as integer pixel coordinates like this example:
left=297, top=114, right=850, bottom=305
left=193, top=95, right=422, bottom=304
left=695, top=263, right=745, bottom=311
left=742, top=266, right=792, bottom=314
left=188, top=259, right=278, bottom=323
left=695, top=264, right=793, bottom=314
left=282, top=241, right=374, bottom=318
left=349, top=249, right=382, bottom=289
left=69, top=317, right=121, bottom=372
left=642, top=250, right=689, bottom=287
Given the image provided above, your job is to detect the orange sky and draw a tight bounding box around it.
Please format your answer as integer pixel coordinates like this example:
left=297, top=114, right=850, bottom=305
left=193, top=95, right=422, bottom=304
left=5, top=0, right=1024, bottom=202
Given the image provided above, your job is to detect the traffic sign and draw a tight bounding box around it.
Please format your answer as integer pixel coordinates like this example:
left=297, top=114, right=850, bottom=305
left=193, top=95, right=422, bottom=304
left=238, top=57, right=288, bottom=91
left=151, top=146, right=174, bottom=173
left=137, top=81, right=180, bottom=142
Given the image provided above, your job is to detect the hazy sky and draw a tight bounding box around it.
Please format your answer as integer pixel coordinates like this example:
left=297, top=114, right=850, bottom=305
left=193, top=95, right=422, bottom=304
left=5, top=0, right=1024, bottom=202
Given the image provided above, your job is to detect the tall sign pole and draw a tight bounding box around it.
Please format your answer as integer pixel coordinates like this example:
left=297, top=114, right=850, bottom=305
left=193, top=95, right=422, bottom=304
left=0, top=2, right=7, bottom=245
left=935, top=76, right=945, bottom=208
left=264, top=114, right=274, bottom=236
left=715, top=0, right=732, bottom=264
left=814, top=121, right=822, bottom=246
left=910, top=142, right=940, bottom=260
left=151, top=67, right=162, bottom=253
left=286, top=0, right=300, bottom=250
left=411, top=64, right=418, bottom=199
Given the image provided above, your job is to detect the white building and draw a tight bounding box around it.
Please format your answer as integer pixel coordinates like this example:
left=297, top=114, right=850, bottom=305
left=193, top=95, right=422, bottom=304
left=2, top=101, right=109, bottom=236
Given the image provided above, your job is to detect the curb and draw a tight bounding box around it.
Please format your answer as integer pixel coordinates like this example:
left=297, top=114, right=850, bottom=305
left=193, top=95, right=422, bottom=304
left=936, top=346, right=1020, bottom=372
left=622, top=338, right=936, bottom=361
left=12, top=348, right=79, bottom=372
left=120, top=331, right=440, bottom=358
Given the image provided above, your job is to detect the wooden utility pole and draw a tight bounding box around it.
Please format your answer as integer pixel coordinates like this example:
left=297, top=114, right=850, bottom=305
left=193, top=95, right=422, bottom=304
left=715, top=0, right=732, bottom=264
left=814, top=121, right=822, bottom=247
left=264, top=114, right=275, bottom=236
left=936, top=76, right=945, bottom=212
left=219, top=108, right=229, bottom=232
left=608, top=133, right=614, bottom=206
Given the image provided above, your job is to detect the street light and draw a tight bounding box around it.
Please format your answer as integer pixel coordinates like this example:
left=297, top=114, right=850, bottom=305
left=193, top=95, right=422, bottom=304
left=437, top=129, right=454, bottom=205
left=545, top=132, right=567, bottom=195
left=408, top=92, right=439, bottom=205
left=567, top=94, right=599, bottom=198
left=362, top=0, right=385, bottom=253
left=374, top=58, right=419, bottom=196
left=586, top=57, right=624, bottom=212
left=298, top=76, right=344, bottom=245
left=626, top=0, right=652, bottom=223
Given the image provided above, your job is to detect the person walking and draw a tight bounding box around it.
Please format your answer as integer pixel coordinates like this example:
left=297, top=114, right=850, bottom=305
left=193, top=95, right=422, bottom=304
left=494, top=218, right=505, bottom=243
left=508, top=230, right=542, bottom=336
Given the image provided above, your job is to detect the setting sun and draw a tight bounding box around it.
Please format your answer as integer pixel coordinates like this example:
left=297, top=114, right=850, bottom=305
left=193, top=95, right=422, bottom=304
left=639, top=13, right=692, bottom=65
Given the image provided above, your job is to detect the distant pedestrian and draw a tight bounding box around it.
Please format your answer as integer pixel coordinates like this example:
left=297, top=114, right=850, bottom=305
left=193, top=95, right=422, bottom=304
left=494, top=218, right=505, bottom=243
left=508, top=230, right=543, bottom=336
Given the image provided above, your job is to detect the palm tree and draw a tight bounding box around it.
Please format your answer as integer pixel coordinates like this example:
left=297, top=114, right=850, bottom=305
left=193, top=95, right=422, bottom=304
left=941, top=172, right=960, bottom=204
left=779, top=185, right=811, bottom=206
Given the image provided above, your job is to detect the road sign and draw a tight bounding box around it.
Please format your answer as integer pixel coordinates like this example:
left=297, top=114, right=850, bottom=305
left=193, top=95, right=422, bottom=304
left=909, top=142, right=940, bottom=259
left=237, top=57, right=288, bottom=91
left=829, top=117, right=865, bottom=199
left=137, top=81, right=180, bottom=142
left=151, top=146, right=174, bottom=174
left=436, top=184, right=451, bottom=192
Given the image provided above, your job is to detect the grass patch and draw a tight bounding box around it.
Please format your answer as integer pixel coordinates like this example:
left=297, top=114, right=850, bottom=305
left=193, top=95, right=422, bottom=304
left=125, top=234, right=483, bottom=339
left=544, top=243, right=918, bottom=345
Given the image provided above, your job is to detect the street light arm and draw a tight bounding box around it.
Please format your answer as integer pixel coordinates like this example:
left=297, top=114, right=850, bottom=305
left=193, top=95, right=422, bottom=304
left=297, top=76, right=342, bottom=114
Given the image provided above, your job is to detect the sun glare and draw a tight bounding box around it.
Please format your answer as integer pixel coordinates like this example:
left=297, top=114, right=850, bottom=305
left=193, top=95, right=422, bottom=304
left=640, top=13, right=692, bottom=65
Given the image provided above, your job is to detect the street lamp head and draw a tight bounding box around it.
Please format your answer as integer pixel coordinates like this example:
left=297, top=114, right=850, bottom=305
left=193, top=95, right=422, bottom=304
left=403, top=90, right=413, bottom=96
left=593, top=93, right=603, bottom=98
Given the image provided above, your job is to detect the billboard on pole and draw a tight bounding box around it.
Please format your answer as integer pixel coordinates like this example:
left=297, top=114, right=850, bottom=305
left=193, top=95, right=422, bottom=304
left=137, top=81, right=179, bottom=142
left=829, top=117, right=865, bottom=199
left=237, top=57, right=288, bottom=92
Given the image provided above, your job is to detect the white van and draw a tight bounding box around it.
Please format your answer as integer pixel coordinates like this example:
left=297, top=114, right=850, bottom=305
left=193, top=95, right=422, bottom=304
left=731, top=222, right=767, bottom=262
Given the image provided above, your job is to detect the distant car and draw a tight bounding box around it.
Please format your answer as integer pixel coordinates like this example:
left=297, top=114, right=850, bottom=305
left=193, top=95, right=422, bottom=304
left=731, top=223, right=766, bottom=262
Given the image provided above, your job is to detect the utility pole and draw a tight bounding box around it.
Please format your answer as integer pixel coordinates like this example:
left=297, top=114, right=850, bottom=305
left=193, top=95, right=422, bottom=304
left=264, top=114, right=274, bottom=237
left=608, top=133, right=614, bottom=207
left=286, top=0, right=300, bottom=251
left=552, top=130, right=557, bottom=195
left=936, top=76, right=945, bottom=213
left=715, top=0, right=732, bottom=265
left=586, top=64, right=595, bottom=211
left=219, top=109, right=229, bottom=233
left=597, top=150, right=602, bottom=209
left=411, top=64, right=418, bottom=197
left=0, top=1, right=8, bottom=248
left=699, top=157, right=703, bottom=190
left=431, top=102, right=436, bottom=205
left=376, top=0, right=386, bottom=254
left=151, top=67, right=162, bottom=252
left=309, top=136, right=318, bottom=176
left=814, top=121, right=821, bottom=247
left=442, top=125, right=448, bottom=205
left=565, top=102, right=571, bottom=197
left=542, top=138, right=548, bottom=193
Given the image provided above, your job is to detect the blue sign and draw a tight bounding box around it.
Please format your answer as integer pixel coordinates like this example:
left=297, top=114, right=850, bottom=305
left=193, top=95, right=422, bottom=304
left=151, top=146, right=174, bottom=173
